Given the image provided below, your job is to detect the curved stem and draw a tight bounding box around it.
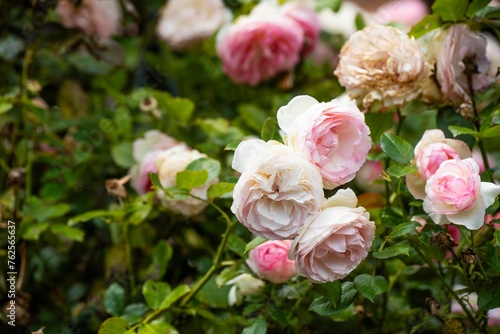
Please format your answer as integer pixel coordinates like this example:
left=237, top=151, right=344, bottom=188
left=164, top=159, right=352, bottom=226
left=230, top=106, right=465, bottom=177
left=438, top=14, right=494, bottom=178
left=180, top=220, right=235, bottom=307
left=408, top=237, right=480, bottom=330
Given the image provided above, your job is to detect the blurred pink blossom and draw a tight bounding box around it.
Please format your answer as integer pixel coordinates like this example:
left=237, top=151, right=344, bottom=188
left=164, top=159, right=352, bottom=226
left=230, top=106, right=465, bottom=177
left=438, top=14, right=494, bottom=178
left=56, top=0, right=122, bottom=38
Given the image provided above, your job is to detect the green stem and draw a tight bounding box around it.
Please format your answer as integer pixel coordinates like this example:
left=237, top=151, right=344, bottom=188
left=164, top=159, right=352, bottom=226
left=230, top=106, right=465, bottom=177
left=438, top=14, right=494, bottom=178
left=122, top=223, right=136, bottom=294
left=180, top=220, right=235, bottom=307
left=408, top=237, right=480, bottom=330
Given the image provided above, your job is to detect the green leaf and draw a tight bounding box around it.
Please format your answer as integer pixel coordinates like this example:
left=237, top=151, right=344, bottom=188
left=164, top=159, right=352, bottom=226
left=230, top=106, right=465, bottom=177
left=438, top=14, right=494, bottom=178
left=364, top=113, right=394, bottom=144
left=239, top=104, right=268, bottom=132
left=386, top=164, right=418, bottom=178
left=409, top=14, right=443, bottom=38
left=104, top=283, right=126, bottom=316
left=244, top=237, right=268, bottom=254
left=227, top=234, right=246, bottom=256
left=0, top=101, right=13, bottom=115
left=380, top=133, right=414, bottom=165
left=354, top=13, right=366, bottom=30
left=373, top=243, right=411, bottom=259
left=467, top=0, right=492, bottom=17
left=138, top=323, right=179, bottom=334
left=261, top=117, right=282, bottom=142
left=121, top=303, right=148, bottom=325
left=495, top=230, right=500, bottom=246
left=176, top=170, right=208, bottom=191
left=432, top=0, right=468, bottom=22
left=111, top=142, right=134, bottom=169
left=485, top=243, right=500, bottom=275
left=50, top=225, right=85, bottom=242
left=159, top=284, right=191, bottom=310
left=98, top=317, right=129, bottom=334
left=309, top=282, right=357, bottom=316
left=482, top=125, right=500, bottom=138
left=476, top=6, right=500, bottom=19
left=242, top=317, right=267, bottom=334
left=314, top=281, right=341, bottom=308
left=353, top=274, right=388, bottom=302
left=125, top=194, right=153, bottom=226
left=449, top=125, right=480, bottom=138
left=207, top=182, right=235, bottom=199
left=147, top=240, right=173, bottom=280
left=185, top=157, right=221, bottom=183
left=24, top=197, right=71, bottom=222
left=215, top=266, right=238, bottom=287
left=143, top=280, right=171, bottom=310
left=315, top=0, right=341, bottom=11
left=388, top=221, right=420, bottom=239
left=68, top=210, right=121, bottom=226
left=155, top=93, right=195, bottom=125
left=478, top=278, right=500, bottom=311
left=149, top=173, right=164, bottom=191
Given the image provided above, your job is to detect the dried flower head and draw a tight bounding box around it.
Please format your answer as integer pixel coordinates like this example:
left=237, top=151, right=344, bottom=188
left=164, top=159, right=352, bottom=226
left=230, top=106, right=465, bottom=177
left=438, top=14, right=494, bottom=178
left=334, top=25, right=429, bottom=110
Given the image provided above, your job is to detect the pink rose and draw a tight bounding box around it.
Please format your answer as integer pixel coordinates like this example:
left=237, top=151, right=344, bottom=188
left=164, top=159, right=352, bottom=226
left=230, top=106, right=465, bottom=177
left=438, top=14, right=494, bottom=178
left=371, top=0, right=429, bottom=30
left=281, top=2, right=320, bottom=55
left=419, top=24, right=494, bottom=105
left=406, top=130, right=472, bottom=200
left=247, top=240, right=296, bottom=283
left=277, top=95, right=371, bottom=189
left=423, top=158, right=500, bottom=230
left=56, top=0, right=122, bottom=38
left=129, top=151, right=160, bottom=195
left=231, top=139, right=324, bottom=240
left=216, top=2, right=304, bottom=86
left=132, top=130, right=180, bottom=162
left=354, top=160, right=385, bottom=193
left=290, top=188, right=376, bottom=283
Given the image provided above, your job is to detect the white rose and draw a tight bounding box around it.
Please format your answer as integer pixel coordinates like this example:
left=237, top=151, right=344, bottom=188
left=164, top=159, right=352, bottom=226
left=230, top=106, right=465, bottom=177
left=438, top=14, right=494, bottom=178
left=156, top=0, right=229, bottom=50
left=155, top=145, right=211, bottom=217
left=231, top=139, right=324, bottom=240
left=226, top=274, right=265, bottom=306
left=132, top=130, right=180, bottom=162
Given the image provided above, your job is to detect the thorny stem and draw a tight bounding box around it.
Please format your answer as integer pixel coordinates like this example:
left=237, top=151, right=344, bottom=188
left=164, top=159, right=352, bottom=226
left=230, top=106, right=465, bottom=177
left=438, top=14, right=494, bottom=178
left=466, top=66, right=493, bottom=183
left=408, top=237, right=481, bottom=331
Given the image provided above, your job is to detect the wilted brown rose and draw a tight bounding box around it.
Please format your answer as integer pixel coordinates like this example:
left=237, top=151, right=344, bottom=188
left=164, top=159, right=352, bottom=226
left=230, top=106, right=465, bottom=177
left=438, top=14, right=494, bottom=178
left=334, top=25, right=428, bottom=110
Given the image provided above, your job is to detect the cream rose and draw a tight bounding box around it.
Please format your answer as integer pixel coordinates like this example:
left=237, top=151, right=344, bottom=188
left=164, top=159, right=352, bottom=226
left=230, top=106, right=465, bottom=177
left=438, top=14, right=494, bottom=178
left=129, top=130, right=183, bottom=195
left=156, top=0, right=228, bottom=50
left=406, top=130, right=472, bottom=200
left=56, top=0, right=122, bottom=38
left=334, top=25, right=429, bottom=110
left=156, top=145, right=212, bottom=217
left=419, top=24, right=495, bottom=105
left=231, top=139, right=324, bottom=240
left=277, top=95, right=371, bottom=189
left=423, top=158, right=500, bottom=230
left=226, top=274, right=265, bottom=306
left=290, top=188, right=376, bottom=283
